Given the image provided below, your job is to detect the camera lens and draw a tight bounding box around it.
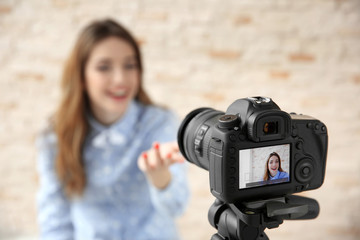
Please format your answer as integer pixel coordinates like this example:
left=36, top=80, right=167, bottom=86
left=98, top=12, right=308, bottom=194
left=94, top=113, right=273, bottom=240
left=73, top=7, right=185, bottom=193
left=178, top=108, right=224, bottom=170
left=263, top=122, right=277, bottom=134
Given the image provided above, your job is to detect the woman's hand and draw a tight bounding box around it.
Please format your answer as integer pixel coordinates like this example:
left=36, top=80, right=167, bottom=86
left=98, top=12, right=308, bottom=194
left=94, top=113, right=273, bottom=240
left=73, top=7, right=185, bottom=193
left=137, top=141, right=185, bottom=189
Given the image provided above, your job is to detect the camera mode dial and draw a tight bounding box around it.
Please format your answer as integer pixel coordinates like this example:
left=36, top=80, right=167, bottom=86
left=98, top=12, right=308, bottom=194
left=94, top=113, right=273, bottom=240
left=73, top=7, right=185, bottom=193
left=218, top=115, right=240, bottom=129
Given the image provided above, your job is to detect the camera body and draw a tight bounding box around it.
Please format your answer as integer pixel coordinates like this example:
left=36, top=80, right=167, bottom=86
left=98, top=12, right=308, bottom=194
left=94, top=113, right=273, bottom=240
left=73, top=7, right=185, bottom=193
left=178, top=97, right=328, bottom=203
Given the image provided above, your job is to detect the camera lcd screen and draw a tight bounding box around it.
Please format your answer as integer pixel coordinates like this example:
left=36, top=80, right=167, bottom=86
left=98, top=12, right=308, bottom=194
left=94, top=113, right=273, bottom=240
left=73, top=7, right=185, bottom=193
left=239, top=144, right=290, bottom=189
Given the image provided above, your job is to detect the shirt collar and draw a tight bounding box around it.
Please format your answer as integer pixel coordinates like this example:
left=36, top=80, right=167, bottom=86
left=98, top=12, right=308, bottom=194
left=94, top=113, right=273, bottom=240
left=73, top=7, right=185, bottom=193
left=87, top=100, right=142, bottom=148
left=270, top=171, right=280, bottom=180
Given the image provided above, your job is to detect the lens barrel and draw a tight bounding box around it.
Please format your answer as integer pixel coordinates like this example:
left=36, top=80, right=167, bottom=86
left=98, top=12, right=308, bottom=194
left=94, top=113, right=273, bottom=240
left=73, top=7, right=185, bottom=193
left=178, top=108, right=224, bottom=170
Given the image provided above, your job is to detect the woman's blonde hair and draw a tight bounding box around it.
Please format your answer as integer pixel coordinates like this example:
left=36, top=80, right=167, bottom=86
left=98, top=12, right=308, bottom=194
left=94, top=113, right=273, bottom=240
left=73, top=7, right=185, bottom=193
left=54, top=19, right=152, bottom=196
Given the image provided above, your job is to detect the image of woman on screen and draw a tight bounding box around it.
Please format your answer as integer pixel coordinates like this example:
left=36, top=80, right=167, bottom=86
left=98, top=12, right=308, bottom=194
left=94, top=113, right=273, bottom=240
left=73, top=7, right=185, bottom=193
left=263, top=152, right=289, bottom=182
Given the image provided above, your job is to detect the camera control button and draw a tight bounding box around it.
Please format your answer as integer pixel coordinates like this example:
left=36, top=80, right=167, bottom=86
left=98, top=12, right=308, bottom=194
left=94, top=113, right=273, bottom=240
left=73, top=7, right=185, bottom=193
left=302, top=166, right=311, bottom=175
left=292, top=128, right=298, bottom=137
left=198, top=129, right=205, bottom=136
left=229, top=147, right=236, bottom=154
left=307, top=123, right=313, bottom=129
left=229, top=134, right=236, bottom=142
left=229, top=177, right=236, bottom=184
left=229, top=157, right=236, bottom=165
left=315, top=124, right=320, bottom=130
left=296, top=141, right=303, bottom=150
left=198, top=125, right=209, bottom=136
left=239, top=134, right=246, bottom=141
left=194, top=140, right=202, bottom=154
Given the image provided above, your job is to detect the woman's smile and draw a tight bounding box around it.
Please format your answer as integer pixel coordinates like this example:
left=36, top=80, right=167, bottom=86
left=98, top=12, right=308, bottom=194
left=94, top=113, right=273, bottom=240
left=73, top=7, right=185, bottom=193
left=107, top=88, right=129, bottom=101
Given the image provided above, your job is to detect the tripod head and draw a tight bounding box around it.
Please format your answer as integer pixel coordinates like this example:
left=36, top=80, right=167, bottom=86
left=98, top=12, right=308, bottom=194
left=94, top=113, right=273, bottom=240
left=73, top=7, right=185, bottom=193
left=208, top=195, right=320, bottom=240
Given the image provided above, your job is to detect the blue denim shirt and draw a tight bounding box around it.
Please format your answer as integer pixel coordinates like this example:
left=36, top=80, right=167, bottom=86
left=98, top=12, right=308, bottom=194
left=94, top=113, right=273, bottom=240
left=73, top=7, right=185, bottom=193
left=269, top=171, right=289, bottom=181
left=36, top=100, right=190, bottom=240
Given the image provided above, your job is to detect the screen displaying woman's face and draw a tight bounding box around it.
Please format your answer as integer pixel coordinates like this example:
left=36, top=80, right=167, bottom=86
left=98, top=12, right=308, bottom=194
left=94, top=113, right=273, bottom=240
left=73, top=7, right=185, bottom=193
left=84, top=36, right=140, bottom=125
left=268, top=155, right=280, bottom=177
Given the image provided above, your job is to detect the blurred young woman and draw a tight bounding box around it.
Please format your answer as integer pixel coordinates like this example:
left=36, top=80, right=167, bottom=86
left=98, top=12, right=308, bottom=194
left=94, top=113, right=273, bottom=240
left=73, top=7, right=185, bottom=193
left=36, top=19, right=189, bottom=240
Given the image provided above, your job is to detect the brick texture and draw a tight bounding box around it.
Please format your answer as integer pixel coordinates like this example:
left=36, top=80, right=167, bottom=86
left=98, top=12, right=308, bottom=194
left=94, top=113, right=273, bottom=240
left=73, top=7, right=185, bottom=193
left=1, top=0, right=360, bottom=239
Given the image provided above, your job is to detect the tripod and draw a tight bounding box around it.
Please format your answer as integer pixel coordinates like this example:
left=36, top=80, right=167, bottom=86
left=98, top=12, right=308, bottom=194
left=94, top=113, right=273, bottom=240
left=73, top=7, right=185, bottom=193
left=208, top=195, right=320, bottom=240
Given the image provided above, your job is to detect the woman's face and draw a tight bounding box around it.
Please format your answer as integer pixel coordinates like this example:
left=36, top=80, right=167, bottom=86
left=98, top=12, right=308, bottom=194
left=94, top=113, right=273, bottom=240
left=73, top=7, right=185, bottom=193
left=268, top=155, right=280, bottom=177
left=84, top=36, right=140, bottom=125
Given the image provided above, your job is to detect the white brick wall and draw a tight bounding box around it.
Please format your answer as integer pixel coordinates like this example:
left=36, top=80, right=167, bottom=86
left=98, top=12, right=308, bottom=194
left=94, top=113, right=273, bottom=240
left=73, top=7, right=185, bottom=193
left=1, top=0, right=359, bottom=239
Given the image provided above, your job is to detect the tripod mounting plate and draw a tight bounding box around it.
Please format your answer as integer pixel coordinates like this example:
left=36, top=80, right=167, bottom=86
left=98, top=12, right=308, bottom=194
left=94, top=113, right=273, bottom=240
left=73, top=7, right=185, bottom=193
left=209, top=195, right=320, bottom=240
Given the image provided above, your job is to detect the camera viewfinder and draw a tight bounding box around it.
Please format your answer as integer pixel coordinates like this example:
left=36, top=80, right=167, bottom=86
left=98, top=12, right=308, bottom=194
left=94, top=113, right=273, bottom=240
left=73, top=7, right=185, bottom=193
left=263, top=122, right=278, bottom=135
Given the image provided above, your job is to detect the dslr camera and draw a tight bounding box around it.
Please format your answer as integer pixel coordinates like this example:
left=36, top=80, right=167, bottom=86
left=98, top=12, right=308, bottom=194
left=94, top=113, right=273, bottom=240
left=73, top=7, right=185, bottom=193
left=178, top=97, right=328, bottom=203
